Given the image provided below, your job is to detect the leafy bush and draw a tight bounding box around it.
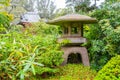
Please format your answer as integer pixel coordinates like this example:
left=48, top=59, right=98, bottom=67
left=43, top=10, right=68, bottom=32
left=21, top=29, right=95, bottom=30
left=94, top=55, right=120, bottom=80
left=0, top=13, right=10, bottom=33
left=0, top=0, right=13, bottom=30
left=41, top=64, right=97, bottom=80
left=23, top=22, right=60, bottom=35
left=85, top=1, right=120, bottom=70
left=0, top=22, right=63, bottom=80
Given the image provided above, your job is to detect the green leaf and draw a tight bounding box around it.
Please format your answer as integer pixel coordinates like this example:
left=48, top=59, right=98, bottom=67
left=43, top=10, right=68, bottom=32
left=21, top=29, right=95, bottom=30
left=31, top=64, right=35, bottom=75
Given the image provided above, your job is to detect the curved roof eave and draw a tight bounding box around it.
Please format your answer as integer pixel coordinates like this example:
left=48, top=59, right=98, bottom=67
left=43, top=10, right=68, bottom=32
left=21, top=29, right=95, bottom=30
left=46, top=14, right=97, bottom=25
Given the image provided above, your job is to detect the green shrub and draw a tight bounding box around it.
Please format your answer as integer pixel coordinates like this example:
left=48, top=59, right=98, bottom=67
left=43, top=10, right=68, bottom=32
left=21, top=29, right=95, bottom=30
left=41, top=64, right=97, bottom=80
left=0, top=22, right=63, bottom=80
left=94, top=55, right=120, bottom=80
left=0, top=13, right=10, bottom=33
left=23, top=22, right=60, bottom=36
left=85, top=1, right=120, bottom=70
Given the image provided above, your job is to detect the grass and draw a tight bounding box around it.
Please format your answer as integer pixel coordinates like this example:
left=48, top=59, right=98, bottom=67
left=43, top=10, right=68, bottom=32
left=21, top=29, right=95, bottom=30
left=40, top=64, right=97, bottom=80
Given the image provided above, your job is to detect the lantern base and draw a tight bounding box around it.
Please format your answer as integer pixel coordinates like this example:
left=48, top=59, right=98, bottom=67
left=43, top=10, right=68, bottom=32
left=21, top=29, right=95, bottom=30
left=61, top=46, right=90, bottom=66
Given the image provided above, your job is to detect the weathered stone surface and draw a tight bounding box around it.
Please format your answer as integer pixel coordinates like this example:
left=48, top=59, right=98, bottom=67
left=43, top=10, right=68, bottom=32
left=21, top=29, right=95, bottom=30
left=58, top=37, right=87, bottom=44
left=61, top=47, right=90, bottom=66
left=47, top=14, right=97, bottom=25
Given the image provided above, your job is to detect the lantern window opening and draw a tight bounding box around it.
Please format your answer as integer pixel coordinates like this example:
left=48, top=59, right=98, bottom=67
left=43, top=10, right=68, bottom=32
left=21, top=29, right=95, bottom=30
left=71, top=27, right=78, bottom=34
left=71, top=23, right=79, bottom=36
left=64, top=27, right=68, bottom=34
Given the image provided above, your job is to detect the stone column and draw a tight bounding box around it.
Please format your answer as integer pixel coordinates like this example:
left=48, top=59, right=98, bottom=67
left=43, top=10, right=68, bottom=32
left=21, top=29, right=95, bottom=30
left=68, top=25, right=71, bottom=36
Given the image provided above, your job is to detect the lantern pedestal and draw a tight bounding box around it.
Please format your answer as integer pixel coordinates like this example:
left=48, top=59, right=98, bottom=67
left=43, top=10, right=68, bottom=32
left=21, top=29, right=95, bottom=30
left=61, top=47, right=90, bottom=66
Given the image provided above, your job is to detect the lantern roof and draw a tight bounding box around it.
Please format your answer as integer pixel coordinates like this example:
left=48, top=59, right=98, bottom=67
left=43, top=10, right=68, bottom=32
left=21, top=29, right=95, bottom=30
left=46, top=14, right=97, bottom=25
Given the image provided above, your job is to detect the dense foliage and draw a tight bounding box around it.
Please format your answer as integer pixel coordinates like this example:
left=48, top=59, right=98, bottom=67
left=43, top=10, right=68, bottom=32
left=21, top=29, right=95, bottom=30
left=94, top=55, right=120, bottom=80
left=0, top=13, right=10, bottom=29
left=0, top=0, right=13, bottom=30
left=42, top=64, right=96, bottom=80
left=85, top=1, right=120, bottom=70
left=65, top=0, right=90, bottom=12
left=0, top=0, right=10, bottom=7
left=0, top=22, right=64, bottom=80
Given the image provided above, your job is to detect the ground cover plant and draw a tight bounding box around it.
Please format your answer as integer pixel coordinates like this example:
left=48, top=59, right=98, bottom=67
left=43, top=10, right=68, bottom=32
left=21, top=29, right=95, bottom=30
left=40, top=64, right=97, bottom=80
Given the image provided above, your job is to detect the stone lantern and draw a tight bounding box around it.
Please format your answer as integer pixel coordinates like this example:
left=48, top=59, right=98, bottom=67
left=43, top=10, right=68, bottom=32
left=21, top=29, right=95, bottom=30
left=47, top=14, right=97, bottom=66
